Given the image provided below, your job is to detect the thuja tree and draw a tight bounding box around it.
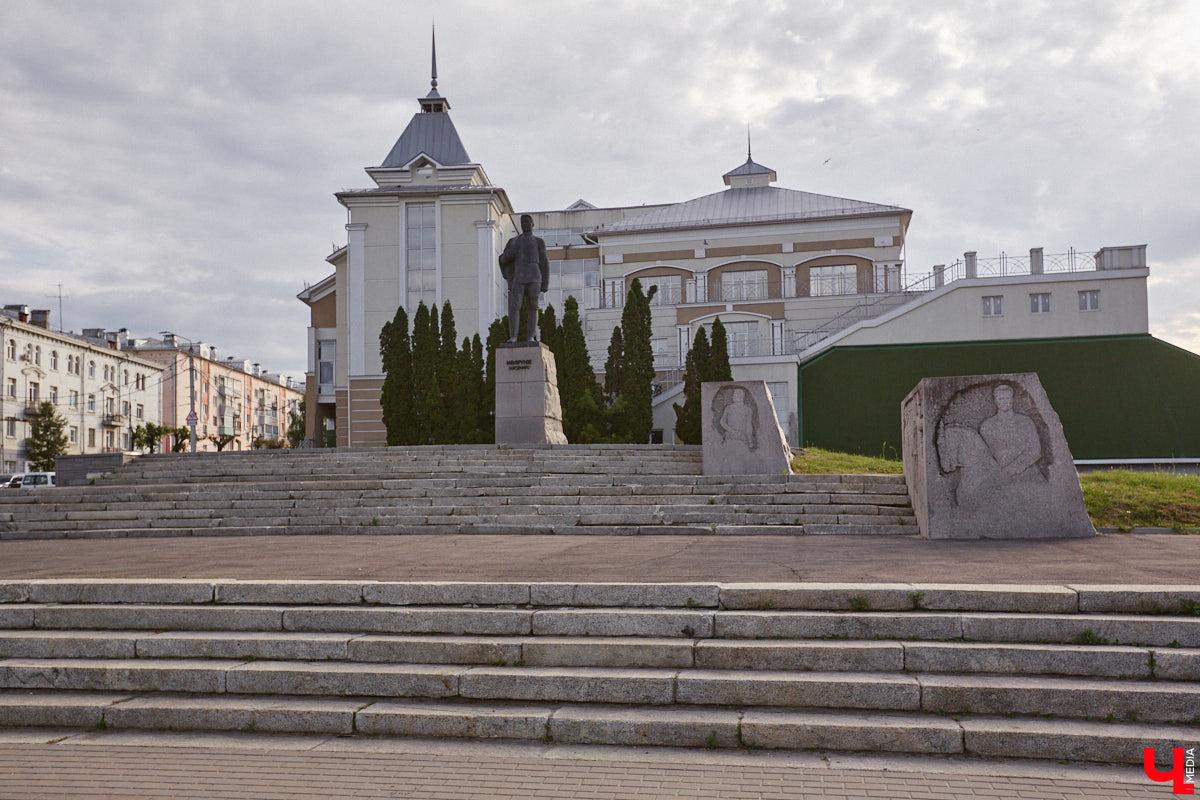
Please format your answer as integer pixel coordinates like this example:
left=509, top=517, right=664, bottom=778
left=379, top=306, right=414, bottom=445
left=25, top=400, right=68, bottom=470
left=610, top=278, right=658, bottom=443
left=672, top=318, right=733, bottom=444
left=672, top=327, right=709, bottom=444
left=707, top=317, right=733, bottom=382
left=556, top=296, right=609, bottom=443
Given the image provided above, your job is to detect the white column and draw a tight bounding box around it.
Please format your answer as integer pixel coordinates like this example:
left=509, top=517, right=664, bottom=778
left=677, top=325, right=691, bottom=366
left=771, top=320, right=785, bottom=355
left=397, top=203, right=408, bottom=312
left=476, top=219, right=497, bottom=341
left=346, top=223, right=367, bottom=376
left=434, top=200, right=443, bottom=310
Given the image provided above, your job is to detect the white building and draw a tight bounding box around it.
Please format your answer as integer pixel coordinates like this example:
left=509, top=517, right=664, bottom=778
left=0, top=306, right=165, bottom=473
left=299, top=49, right=1192, bottom=458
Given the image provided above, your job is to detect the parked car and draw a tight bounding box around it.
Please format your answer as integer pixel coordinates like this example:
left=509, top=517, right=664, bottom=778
left=5, top=473, right=24, bottom=488
left=19, top=472, right=55, bottom=488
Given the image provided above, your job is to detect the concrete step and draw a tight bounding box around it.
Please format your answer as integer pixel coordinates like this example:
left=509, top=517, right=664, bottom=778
left=0, top=690, right=1193, bottom=766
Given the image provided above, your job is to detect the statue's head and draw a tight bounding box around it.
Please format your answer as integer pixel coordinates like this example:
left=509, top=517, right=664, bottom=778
left=520, top=214, right=534, bottom=233
left=993, top=383, right=1014, bottom=411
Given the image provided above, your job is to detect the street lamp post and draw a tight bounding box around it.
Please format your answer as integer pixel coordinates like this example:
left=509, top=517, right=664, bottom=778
left=160, top=331, right=198, bottom=453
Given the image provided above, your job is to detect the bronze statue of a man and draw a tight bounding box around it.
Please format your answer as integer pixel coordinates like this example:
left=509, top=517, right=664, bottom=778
left=498, top=214, right=549, bottom=342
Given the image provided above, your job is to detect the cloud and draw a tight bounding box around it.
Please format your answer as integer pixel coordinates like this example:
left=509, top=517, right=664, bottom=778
left=1, top=0, right=1197, bottom=376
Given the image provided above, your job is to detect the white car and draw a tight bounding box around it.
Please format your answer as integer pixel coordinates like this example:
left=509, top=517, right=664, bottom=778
left=4, top=473, right=23, bottom=488
left=19, top=472, right=55, bottom=488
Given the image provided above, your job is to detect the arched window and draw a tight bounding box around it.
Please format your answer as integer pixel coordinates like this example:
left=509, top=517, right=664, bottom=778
left=88, top=360, right=96, bottom=378
left=50, top=350, right=59, bottom=370
left=124, top=370, right=129, bottom=386
left=4, top=339, right=14, bottom=360
left=34, top=346, right=41, bottom=366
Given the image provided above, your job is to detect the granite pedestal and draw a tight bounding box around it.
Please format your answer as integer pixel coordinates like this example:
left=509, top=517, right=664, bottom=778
left=495, top=342, right=567, bottom=445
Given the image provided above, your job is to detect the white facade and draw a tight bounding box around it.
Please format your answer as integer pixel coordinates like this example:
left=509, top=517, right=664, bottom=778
left=0, top=309, right=165, bottom=473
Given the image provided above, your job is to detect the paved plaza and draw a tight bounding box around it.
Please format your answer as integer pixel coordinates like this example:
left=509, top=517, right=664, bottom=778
left=0, top=733, right=1174, bottom=799
left=3, top=531, right=1199, bottom=583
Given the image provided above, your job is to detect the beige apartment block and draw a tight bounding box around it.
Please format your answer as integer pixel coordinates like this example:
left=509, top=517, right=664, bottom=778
left=126, top=336, right=302, bottom=454
left=0, top=306, right=165, bottom=473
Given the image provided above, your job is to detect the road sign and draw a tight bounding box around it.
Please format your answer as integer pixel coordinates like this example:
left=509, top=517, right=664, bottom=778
left=186, top=411, right=198, bottom=424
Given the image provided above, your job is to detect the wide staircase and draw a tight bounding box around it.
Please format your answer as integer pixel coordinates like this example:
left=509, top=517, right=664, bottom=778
left=0, top=579, right=1197, bottom=767
left=0, top=446, right=916, bottom=540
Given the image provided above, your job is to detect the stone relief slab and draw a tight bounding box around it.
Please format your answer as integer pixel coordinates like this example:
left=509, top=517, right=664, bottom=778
left=902, top=373, right=1094, bottom=539
left=495, top=342, right=567, bottom=445
left=702, top=381, right=792, bottom=476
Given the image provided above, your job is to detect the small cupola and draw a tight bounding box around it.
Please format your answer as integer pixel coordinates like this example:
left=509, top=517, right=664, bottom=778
left=722, top=132, right=777, bottom=188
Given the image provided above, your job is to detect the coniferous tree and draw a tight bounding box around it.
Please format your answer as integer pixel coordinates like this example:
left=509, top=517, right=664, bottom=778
left=557, top=295, right=609, bottom=443
left=472, top=332, right=490, bottom=442
left=672, top=327, right=709, bottom=444
left=434, top=302, right=459, bottom=443
left=484, top=317, right=509, bottom=442
left=613, top=278, right=658, bottom=444
left=706, top=317, right=733, bottom=382
left=409, top=303, right=435, bottom=444
left=604, top=326, right=624, bottom=401
left=538, top=304, right=560, bottom=353
left=25, top=400, right=68, bottom=471
left=379, top=306, right=414, bottom=445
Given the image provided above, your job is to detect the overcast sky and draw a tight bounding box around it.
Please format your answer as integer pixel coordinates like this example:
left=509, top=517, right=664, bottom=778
left=2, top=0, right=1198, bottom=376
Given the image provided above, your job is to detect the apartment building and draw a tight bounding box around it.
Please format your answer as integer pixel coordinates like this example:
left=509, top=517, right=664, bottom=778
left=0, top=306, right=165, bottom=473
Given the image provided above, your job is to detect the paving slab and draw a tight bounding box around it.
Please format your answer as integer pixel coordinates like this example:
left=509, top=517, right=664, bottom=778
left=2, top=533, right=1199, bottom=584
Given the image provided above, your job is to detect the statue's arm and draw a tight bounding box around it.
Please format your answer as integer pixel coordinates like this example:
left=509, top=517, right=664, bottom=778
left=498, top=238, right=515, bottom=281
left=538, top=239, right=550, bottom=292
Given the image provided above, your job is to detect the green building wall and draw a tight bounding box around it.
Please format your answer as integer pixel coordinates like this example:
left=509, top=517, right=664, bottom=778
left=798, top=335, right=1200, bottom=459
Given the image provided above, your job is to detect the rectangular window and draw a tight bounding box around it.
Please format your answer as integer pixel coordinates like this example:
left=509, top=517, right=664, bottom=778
left=4, top=419, right=14, bottom=438
left=87, top=429, right=96, bottom=447
left=4, top=378, right=13, bottom=398
left=722, top=270, right=768, bottom=301
left=50, top=387, right=58, bottom=405
left=104, top=430, right=114, bottom=450
left=1078, top=290, right=1100, bottom=311
left=1030, top=293, right=1051, bottom=314
left=69, top=426, right=77, bottom=444
left=136, top=404, right=144, bottom=420
left=873, top=263, right=901, bottom=293
left=87, top=394, right=96, bottom=412
left=70, top=390, right=79, bottom=408
left=809, top=264, right=858, bottom=297
left=405, top=202, right=437, bottom=309
left=28, top=382, right=39, bottom=403
left=982, top=296, right=1003, bottom=317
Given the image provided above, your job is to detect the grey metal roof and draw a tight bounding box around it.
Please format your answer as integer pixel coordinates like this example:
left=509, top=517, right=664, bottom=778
left=380, top=111, right=471, bottom=168
left=722, top=157, right=775, bottom=179
left=595, top=185, right=911, bottom=235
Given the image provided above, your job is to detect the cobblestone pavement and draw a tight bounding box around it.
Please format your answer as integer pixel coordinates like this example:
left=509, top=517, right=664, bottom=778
left=0, top=737, right=1175, bottom=799
left=2, top=532, right=1199, bottom=583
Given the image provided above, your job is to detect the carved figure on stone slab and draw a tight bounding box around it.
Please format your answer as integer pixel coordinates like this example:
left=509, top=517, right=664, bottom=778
left=713, top=385, right=758, bottom=453
left=935, top=380, right=1050, bottom=506
left=498, top=214, right=550, bottom=342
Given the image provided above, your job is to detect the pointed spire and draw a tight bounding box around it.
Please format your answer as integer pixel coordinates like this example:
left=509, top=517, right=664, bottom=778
left=430, top=25, right=438, bottom=92
left=418, top=25, right=449, bottom=112
left=747, top=125, right=752, bottom=160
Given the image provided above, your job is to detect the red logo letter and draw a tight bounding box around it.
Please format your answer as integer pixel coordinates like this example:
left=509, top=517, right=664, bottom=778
left=1145, top=748, right=1195, bottom=795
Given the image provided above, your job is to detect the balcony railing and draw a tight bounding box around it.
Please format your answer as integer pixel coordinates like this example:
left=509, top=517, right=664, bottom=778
left=102, top=413, right=125, bottom=427
left=586, top=277, right=891, bottom=310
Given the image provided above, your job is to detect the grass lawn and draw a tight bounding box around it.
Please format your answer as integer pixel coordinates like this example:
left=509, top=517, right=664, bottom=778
left=790, top=448, right=1200, bottom=531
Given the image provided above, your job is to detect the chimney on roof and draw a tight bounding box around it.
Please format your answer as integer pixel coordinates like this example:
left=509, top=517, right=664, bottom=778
left=7, top=304, right=31, bottom=323
left=30, top=309, right=51, bottom=329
